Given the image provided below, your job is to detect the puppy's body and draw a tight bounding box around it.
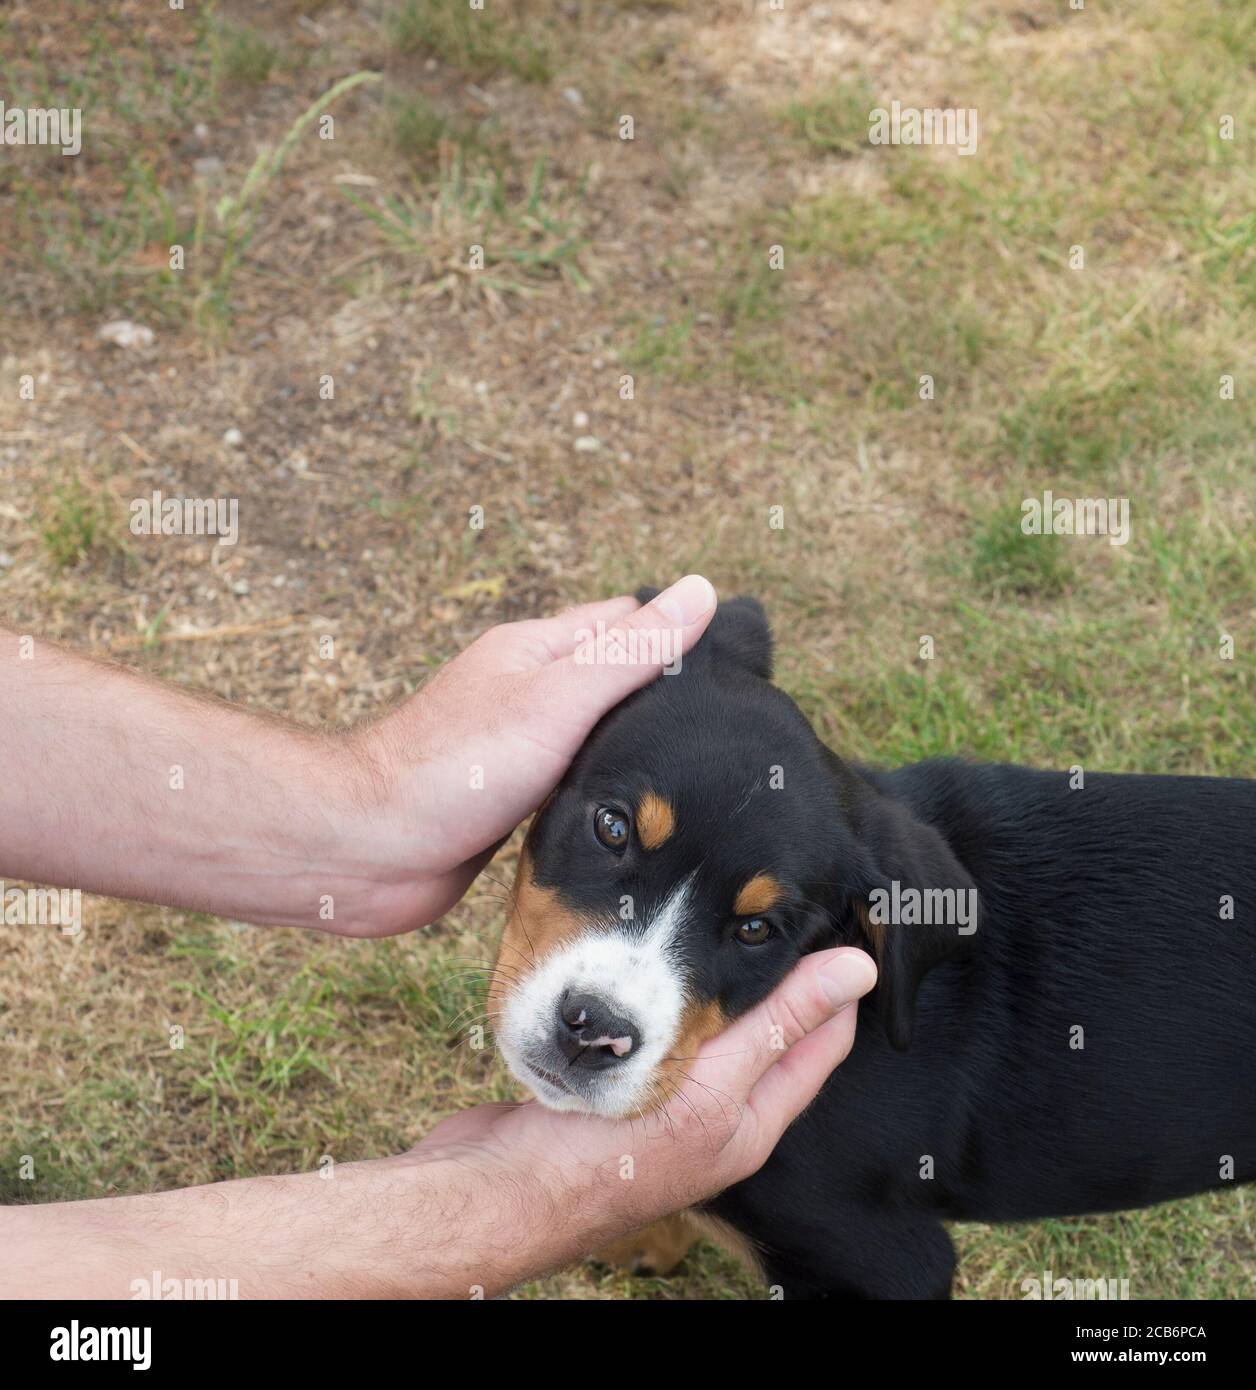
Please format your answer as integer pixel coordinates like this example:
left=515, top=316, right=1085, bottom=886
left=490, top=594, right=1256, bottom=1298
left=716, top=761, right=1256, bottom=1298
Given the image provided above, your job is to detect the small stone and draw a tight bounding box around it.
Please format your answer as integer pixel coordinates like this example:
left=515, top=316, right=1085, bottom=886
left=223, top=428, right=244, bottom=447
left=572, top=410, right=590, bottom=429
left=574, top=435, right=601, bottom=453
left=98, top=320, right=154, bottom=349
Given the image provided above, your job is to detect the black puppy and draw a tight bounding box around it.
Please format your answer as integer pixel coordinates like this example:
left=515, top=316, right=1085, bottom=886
left=489, top=592, right=1256, bottom=1298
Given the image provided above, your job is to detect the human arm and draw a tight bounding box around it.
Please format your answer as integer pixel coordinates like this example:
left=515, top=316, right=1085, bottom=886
left=0, top=945, right=874, bottom=1299
left=0, top=576, right=716, bottom=935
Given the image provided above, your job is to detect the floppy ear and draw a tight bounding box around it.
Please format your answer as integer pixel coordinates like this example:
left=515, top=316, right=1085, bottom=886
left=845, top=790, right=978, bottom=1052
left=635, top=586, right=772, bottom=678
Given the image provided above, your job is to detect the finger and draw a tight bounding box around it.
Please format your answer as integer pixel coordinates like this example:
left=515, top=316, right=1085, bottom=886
left=694, top=948, right=876, bottom=1097
left=542, top=575, right=717, bottom=726
left=519, top=595, right=642, bottom=662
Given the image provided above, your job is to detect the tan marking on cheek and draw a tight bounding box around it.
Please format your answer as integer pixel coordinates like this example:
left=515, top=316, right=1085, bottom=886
left=733, top=872, right=782, bottom=918
left=636, top=792, right=675, bottom=850
left=671, top=998, right=728, bottom=1059
left=654, top=997, right=728, bottom=1108
left=488, top=843, right=583, bottom=1023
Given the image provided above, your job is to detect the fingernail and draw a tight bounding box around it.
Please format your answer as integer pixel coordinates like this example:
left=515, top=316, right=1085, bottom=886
left=653, top=574, right=716, bottom=627
left=819, top=953, right=877, bottom=1009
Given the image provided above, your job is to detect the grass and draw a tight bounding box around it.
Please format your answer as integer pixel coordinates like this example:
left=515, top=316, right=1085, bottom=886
left=621, top=312, right=697, bottom=378
left=342, top=150, right=590, bottom=299
left=390, top=91, right=471, bottom=167
left=0, top=0, right=1252, bottom=1301
left=969, top=500, right=1074, bottom=599
left=631, top=2, right=1256, bottom=487
left=390, top=0, right=555, bottom=83
left=954, top=1194, right=1256, bottom=1301
left=40, top=477, right=120, bottom=571
left=781, top=74, right=878, bottom=157
left=0, top=8, right=218, bottom=323
left=195, top=69, right=382, bottom=331
left=215, top=21, right=278, bottom=87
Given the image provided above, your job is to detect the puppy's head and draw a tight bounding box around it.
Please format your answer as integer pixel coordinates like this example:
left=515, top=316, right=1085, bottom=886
left=488, top=592, right=974, bottom=1116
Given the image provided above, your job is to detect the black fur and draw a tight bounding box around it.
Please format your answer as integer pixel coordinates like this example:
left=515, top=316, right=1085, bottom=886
left=529, top=594, right=1256, bottom=1298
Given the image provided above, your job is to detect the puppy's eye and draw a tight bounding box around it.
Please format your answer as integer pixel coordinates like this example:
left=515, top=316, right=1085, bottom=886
left=593, top=806, right=630, bottom=851
left=736, top=919, right=773, bottom=946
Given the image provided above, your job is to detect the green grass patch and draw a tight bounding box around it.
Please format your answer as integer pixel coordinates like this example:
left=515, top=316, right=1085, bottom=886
left=343, top=151, right=590, bottom=295
left=781, top=75, right=878, bottom=157
left=954, top=1191, right=1256, bottom=1300
left=391, top=0, right=555, bottom=83
left=784, top=471, right=1253, bottom=779
left=388, top=90, right=493, bottom=168
left=0, top=1146, right=90, bottom=1205
left=214, top=21, right=278, bottom=87
left=970, top=500, right=1074, bottom=598
left=621, top=312, right=696, bottom=377
left=40, top=476, right=122, bottom=571
left=634, top=2, right=1256, bottom=477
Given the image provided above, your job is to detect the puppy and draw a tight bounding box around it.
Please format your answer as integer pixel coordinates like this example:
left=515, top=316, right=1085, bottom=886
left=488, top=592, right=1256, bottom=1297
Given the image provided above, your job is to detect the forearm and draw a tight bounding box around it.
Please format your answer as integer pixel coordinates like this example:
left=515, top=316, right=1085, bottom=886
left=0, top=626, right=387, bottom=931
left=0, top=1156, right=617, bottom=1301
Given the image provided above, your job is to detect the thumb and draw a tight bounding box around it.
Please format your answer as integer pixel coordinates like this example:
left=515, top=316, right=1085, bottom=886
left=710, top=947, right=877, bottom=1099
left=546, top=574, right=717, bottom=727
left=745, top=953, right=873, bottom=1145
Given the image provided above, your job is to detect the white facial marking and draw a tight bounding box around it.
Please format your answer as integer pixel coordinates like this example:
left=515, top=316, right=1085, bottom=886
left=496, top=876, right=693, bottom=1116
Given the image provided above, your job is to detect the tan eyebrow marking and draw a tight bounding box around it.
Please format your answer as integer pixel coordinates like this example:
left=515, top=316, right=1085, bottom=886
left=636, top=792, right=675, bottom=850
left=734, top=873, right=781, bottom=917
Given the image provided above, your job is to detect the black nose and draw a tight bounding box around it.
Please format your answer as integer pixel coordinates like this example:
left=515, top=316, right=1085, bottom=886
left=555, top=990, right=642, bottom=1069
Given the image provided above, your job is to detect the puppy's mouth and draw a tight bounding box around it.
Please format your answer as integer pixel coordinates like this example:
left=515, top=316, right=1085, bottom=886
left=521, top=1059, right=576, bottom=1096
left=512, top=1051, right=600, bottom=1113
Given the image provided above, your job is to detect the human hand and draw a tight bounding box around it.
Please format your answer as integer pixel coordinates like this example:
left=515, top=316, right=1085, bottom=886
left=398, top=947, right=877, bottom=1296
left=336, top=575, right=717, bottom=935
left=0, top=581, right=714, bottom=938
